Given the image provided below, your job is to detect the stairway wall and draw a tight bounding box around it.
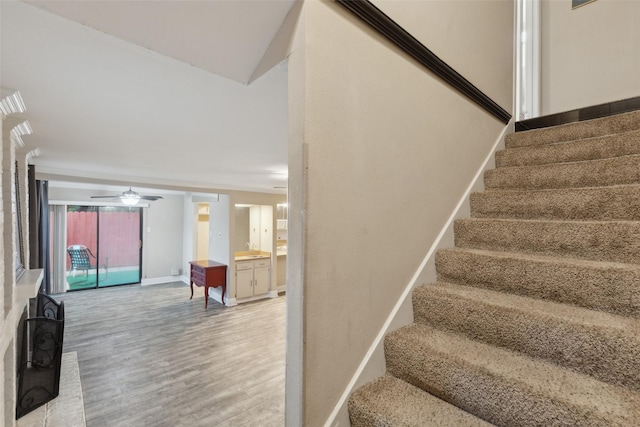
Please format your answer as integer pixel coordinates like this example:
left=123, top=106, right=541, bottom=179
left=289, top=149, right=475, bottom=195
left=287, top=2, right=514, bottom=425
left=368, top=0, right=514, bottom=110
left=325, top=123, right=512, bottom=426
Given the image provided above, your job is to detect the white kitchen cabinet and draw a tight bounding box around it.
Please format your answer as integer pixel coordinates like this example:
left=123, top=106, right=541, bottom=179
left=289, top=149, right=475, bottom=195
left=249, top=206, right=261, bottom=251
left=259, top=205, right=273, bottom=253
left=235, top=259, right=270, bottom=299
left=247, top=205, right=273, bottom=253
left=277, top=203, right=288, bottom=231
left=236, top=265, right=254, bottom=299
left=253, top=265, right=270, bottom=295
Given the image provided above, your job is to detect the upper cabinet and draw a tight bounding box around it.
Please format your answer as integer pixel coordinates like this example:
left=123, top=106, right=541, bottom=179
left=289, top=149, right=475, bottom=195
left=276, top=203, right=288, bottom=231
left=234, top=204, right=273, bottom=253
left=258, top=205, right=273, bottom=253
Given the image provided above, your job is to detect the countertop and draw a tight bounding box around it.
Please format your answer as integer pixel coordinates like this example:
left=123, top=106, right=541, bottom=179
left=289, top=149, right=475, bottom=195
left=235, top=255, right=270, bottom=261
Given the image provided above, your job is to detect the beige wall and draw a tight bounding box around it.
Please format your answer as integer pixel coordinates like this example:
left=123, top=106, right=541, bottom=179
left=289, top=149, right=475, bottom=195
left=541, top=0, right=640, bottom=115
left=372, top=0, right=514, bottom=110
left=288, top=0, right=513, bottom=424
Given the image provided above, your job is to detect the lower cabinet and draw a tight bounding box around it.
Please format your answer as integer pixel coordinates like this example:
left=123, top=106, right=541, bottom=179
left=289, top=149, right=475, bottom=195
left=236, top=259, right=270, bottom=299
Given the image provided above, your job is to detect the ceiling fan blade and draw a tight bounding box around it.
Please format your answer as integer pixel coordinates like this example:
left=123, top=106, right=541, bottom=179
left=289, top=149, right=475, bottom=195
left=90, top=189, right=162, bottom=202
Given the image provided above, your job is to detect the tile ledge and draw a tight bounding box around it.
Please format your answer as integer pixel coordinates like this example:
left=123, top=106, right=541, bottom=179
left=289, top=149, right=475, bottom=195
left=16, top=269, right=44, bottom=303
left=17, top=352, right=86, bottom=427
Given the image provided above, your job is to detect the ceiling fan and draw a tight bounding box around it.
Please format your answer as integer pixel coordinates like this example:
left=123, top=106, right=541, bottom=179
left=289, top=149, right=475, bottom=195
left=90, top=187, right=163, bottom=205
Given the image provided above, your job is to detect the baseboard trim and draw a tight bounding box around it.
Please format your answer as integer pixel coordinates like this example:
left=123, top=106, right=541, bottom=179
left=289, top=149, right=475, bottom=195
left=235, top=294, right=272, bottom=305
left=324, top=121, right=514, bottom=427
left=141, top=275, right=186, bottom=286
left=516, top=95, right=640, bottom=131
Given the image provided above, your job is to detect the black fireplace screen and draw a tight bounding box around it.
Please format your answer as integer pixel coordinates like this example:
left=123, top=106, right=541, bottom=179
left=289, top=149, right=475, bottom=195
left=16, top=293, right=65, bottom=419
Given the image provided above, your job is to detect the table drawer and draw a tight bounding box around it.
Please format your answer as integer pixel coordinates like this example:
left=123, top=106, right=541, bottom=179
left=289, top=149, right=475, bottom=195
left=191, top=270, right=205, bottom=283
left=191, top=265, right=205, bottom=274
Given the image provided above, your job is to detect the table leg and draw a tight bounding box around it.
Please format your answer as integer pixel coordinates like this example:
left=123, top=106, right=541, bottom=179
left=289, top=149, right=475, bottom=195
left=204, top=285, right=209, bottom=308
left=190, top=281, right=194, bottom=300
left=221, top=285, right=226, bottom=307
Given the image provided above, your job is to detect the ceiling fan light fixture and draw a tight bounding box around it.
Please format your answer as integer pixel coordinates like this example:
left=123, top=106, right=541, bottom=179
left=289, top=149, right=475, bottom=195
left=90, top=187, right=161, bottom=204
left=121, top=196, right=139, bottom=205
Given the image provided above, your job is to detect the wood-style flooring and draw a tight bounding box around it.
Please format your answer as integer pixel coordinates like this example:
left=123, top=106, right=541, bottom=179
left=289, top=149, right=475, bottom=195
left=55, top=282, right=285, bottom=427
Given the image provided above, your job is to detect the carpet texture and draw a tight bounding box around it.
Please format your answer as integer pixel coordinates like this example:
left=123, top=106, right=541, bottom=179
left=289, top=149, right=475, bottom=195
left=348, top=111, right=640, bottom=426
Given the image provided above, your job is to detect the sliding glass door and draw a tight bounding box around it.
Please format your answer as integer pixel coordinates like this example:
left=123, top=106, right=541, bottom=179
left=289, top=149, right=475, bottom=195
left=66, top=205, right=142, bottom=291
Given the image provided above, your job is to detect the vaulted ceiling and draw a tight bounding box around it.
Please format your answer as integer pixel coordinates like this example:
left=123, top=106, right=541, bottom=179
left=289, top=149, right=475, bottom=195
left=2, top=0, right=296, bottom=194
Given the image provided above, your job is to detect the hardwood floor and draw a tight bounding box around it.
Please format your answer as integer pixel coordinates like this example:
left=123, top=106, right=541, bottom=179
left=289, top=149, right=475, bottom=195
left=55, top=282, right=285, bottom=427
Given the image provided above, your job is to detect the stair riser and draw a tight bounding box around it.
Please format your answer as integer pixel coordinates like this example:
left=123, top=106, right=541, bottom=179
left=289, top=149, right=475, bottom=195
left=505, top=110, right=640, bottom=149
left=412, top=287, right=640, bottom=391
left=435, top=249, right=640, bottom=318
left=485, top=155, right=640, bottom=190
left=454, top=219, right=640, bottom=264
left=497, top=129, right=640, bottom=168
left=385, top=332, right=619, bottom=427
left=348, top=375, right=493, bottom=427
left=470, top=186, right=640, bottom=221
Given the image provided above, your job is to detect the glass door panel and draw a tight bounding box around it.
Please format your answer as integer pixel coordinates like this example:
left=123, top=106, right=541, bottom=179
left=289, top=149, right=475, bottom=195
left=97, top=206, right=142, bottom=287
left=65, top=205, right=142, bottom=290
left=66, top=206, right=99, bottom=291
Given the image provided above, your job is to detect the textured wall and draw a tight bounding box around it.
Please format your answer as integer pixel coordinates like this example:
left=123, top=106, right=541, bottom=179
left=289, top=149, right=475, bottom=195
left=371, top=0, right=514, bottom=111
left=288, top=0, right=514, bottom=424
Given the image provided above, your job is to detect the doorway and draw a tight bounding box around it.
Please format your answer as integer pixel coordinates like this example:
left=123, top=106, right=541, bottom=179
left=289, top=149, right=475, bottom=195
left=65, top=205, right=142, bottom=291
left=516, top=0, right=541, bottom=120
left=196, top=203, right=210, bottom=261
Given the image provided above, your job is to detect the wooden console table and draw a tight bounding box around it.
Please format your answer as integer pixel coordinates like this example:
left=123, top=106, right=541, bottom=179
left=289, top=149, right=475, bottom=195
left=189, top=260, right=227, bottom=308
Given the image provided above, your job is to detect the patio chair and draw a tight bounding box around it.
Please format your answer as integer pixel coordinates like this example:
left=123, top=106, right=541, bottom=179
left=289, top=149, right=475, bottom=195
left=66, top=245, right=97, bottom=277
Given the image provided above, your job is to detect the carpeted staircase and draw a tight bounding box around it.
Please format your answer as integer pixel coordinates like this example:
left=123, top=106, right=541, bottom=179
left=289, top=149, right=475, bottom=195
left=348, top=110, right=640, bottom=426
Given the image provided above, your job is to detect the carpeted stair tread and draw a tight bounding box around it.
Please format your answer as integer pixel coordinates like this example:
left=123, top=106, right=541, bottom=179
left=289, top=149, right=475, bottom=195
left=485, top=153, right=640, bottom=190
left=412, top=282, right=640, bottom=390
left=454, top=217, right=640, bottom=264
left=505, top=109, right=640, bottom=149
left=348, top=374, right=494, bottom=427
left=385, top=323, right=640, bottom=426
left=470, top=184, right=640, bottom=221
left=435, top=247, right=640, bottom=318
left=497, top=128, right=640, bottom=167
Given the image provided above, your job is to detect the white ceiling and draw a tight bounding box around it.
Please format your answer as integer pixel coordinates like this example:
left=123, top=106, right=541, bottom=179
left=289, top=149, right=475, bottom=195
left=1, top=0, right=295, bottom=194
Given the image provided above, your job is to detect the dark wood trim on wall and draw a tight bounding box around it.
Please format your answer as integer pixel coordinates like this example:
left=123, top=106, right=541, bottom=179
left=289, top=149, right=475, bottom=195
left=515, top=96, right=640, bottom=131
left=336, top=0, right=512, bottom=124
